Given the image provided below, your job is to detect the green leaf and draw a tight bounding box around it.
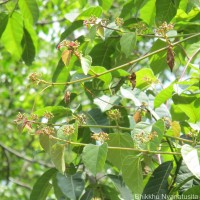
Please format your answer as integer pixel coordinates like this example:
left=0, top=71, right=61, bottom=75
left=170, top=103, right=189, bottom=121
left=50, top=144, right=65, bottom=173
left=0, top=12, right=8, bottom=38
left=140, top=0, right=156, bottom=25
left=120, top=1, right=135, bottom=19
left=34, top=106, right=72, bottom=120
left=80, top=187, right=94, bottom=200
left=149, top=119, right=164, bottom=151
left=136, top=68, right=157, bottom=90
left=39, top=134, right=57, bottom=154
left=122, top=156, right=143, bottom=194
left=108, top=175, right=133, bottom=200
left=181, top=144, right=200, bottom=179
left=76, top=6, right=102, bottom=20
left=172, top=94, right=200, bottom=123
left=96, top=25, right=104, bottom=40
left=80, top=55, right=92, bottom=75
left=30, top=168, right=57, bottom=200
left=156, top=0, right=179, bottom=23
left=56, top=172, right=84, bottom=200
left=21, top=28, right=35, bottom=65
left=112, top=69, right=130, bottom=78
left=1, top=12, right=23, bottom=60
left=98, top=0, right=113, bottom=11
left=142, top=161, right=173, bottom=198
left=18, top=0, right=39, bottom=24
left=94, top=95, right=120, bottom=112
left=52, top=174, right=67, bottom=200
left=120, top=32, right=136, bottom=57
left=82, top=143, right=108, bottom=175
left=149, top=39, right=168, bottom=74
left=175, top=159, right=199, bottom=194
left=61, top=21, right=83, bottom=41
left=154, top=83, right=174, bottom=108
left=182, top=186, right=200, bottom=198
left=120, top=87, right=141, bottom=106
left=89, top=66, right=112, bottom=86
left=52, top=58, right=65, bottom=82
left=90, top=42, right=114, bottom=67
left=107, top=133, right=135, bottom=170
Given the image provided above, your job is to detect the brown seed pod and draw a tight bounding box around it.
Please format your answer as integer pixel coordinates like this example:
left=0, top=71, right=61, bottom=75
left=129, top=72, right=136, bottom=89
left=166, top=46, right=175, bottom=72
left=64, top=91, right=71, bottom=104
left=133, top=110, right=142, bottom=123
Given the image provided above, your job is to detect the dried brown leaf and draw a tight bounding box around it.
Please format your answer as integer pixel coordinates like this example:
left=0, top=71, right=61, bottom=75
left=167, top=46, right=175, bottom=71
left=129, top=72, right=136, bottom=89
left=133, top=111, right=142, bottom=123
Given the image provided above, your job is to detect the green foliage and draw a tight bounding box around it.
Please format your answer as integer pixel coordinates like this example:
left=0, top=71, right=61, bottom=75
left=82, top=143, right=108, bottom=175
left=1, top=0, right=200, bottom=199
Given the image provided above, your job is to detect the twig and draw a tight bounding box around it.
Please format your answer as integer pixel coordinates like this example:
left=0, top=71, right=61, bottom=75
left=179, top=47, right=200, bottom=81
left=50, top=135, right=181, bottom=155
left=1, top=147, right=10, bottom=184
left=9, top=177, right=32, bottom=190
left=0, top=142, right=53, bottom=168
left=40, top=33, right=200, bottom=86
left=36, top=18, right=66, bottom=25
left=0, top=0, right=11, bottom=5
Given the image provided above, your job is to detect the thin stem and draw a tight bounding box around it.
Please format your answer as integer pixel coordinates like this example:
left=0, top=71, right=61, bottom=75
left=95, top=23, right=199, bottom=39
left=40, top=33, right=200, bottom=86
left=9, top=177, right=32, bottom=190
left=36, top=18, right=66, bottom=25
left=0, top=142, right=53, bottom=168
left=0, top=0, right=11, bottom=5
left=165, top=137, right=178, bottom=164
left=179, top=47, right=200, bottom=81
left=10, top=0, right=18, bottom=17
left=80, top=124, right=131, bottom=131
left=50, top=135, right=181, bottom=155
left=29, top=120, right=195, bottom=145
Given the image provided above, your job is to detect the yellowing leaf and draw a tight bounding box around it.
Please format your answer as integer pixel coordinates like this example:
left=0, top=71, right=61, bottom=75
left=96, top=25, right=104, bottom=40
left=166, top=121, right=181, bottom=137
left=171, top=121, right=181, bottom=137
left=62, top=50, right=72, bottom=66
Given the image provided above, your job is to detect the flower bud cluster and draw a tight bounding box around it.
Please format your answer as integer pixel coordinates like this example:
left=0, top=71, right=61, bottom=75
left=155, top=22, right=174, bottom=36
left=29, top=72, right=41, bottom=84
left=73, top=114, right=87, bottom=125
left=107, top=109, right=121, bottom=122
left=115, top=17, right=124, bottom=27
left=63, top=125, right=75, bottom=136
left=36, top=126, right=55, bottom=135
left=44, top=111, right=54, bottom=120
left=91, top=132, right=109, bottom=143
